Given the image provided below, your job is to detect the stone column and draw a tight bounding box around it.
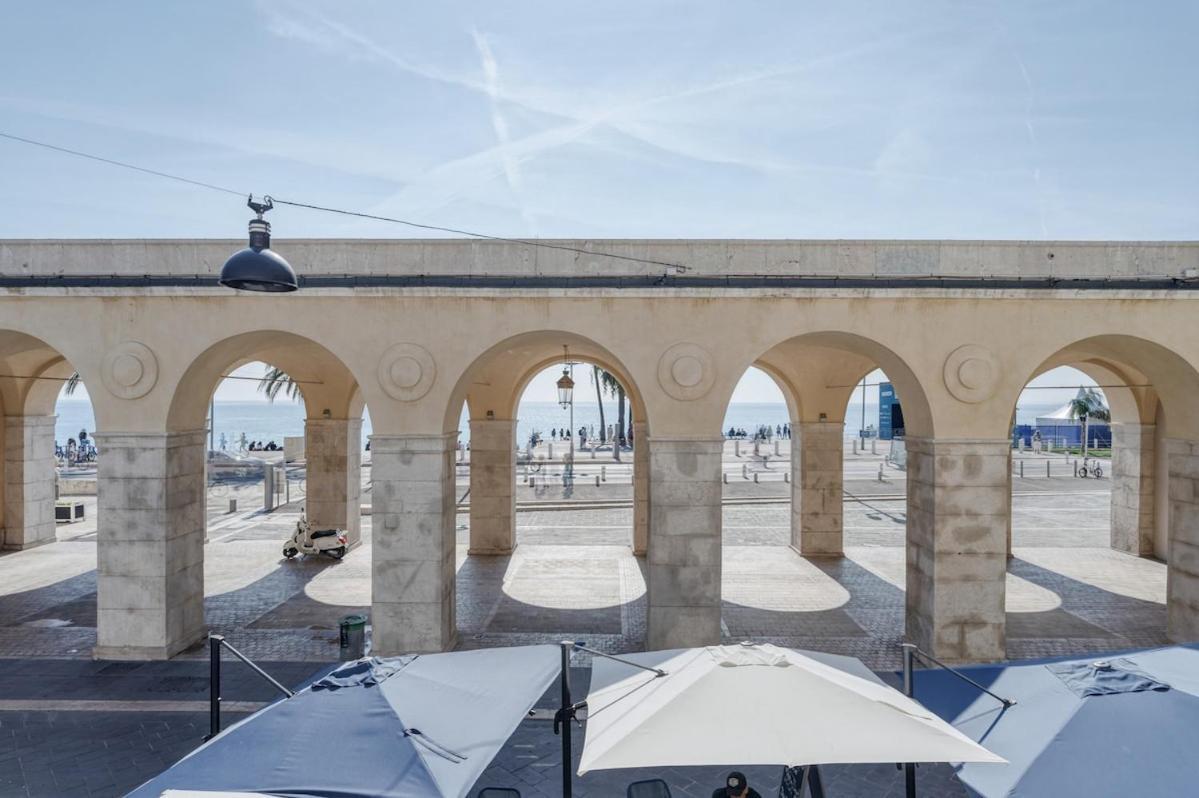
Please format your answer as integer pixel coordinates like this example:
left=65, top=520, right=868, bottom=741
left=93, top=430, right=207, bottom=660
left=1110, top=423, right=1155, bottom=556
left=371, top=433, right=457, bottom=655
left=468, top=419, right=516, bottom=555
left=633, top=421, right=649, bottom=555
left=646, top=437, right=723, bottom=649
left=790, top=422, right=843, bottom=557
left=304, top=418, right=363, bottom=548
left=905, top=438, right=1009, bottom=663
left=1, top=415, right=57, bottom=550
left=1166, top=439, right=1199, bottom=642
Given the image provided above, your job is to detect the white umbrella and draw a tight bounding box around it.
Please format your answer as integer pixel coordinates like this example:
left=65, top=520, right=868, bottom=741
left=578, top=643, right=1004, bottom=774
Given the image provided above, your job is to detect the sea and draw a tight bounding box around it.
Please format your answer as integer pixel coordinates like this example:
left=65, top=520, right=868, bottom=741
left=53, top=399, right=1064, bottom=450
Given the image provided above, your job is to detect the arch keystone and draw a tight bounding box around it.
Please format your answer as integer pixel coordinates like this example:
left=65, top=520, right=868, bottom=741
left=101, top=341, right=158, bottom=399
left=378, top=343, right=436, bottom=401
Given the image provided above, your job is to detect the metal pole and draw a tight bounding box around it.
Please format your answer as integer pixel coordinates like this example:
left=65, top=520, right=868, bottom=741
left=208, top=634, right=223, bottom=740
left=209, top=397, right=215, bottom=453
left=560, top=640, right=574, bottom=798
left=902, top=643, right=917, bottom=798
left=860, top=375, right=866, bottom=438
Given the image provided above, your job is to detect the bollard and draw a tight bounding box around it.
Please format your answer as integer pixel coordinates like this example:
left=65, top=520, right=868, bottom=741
left=528, top=475, right=535, bottom=487
left=871, top=438, right=877, bottom=455
left=723, top=472, right=729, bottom=485
left=878, top=463, right=884, bottom=481
left=742, top=463, right=749, bottom=479
left=601, top=465, right=607, bottom=482
left=735, top=440, right=741, bottom=457
left=595, top=475, right=600, bottom=487
left=228, top=498, right=237, bottom=514
left=753, top=472, right=759, bottom=484
left=784, top=472, right=790, bottom=483
left=1073, top=460, right=1078, bottom=478
left=774, top=440, right=780, bottom=456
left=1020, top=461, right=1024, bottom=479
left=590, top=447, right=596, bottom=459
left=754, top=441, right=760, bottom=456
left=548, top=443, right=554, bottom=460
left=1047, top=459, right=1051, bottom=478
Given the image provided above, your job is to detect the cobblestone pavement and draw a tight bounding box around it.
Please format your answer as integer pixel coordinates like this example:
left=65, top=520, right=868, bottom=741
left=0, top=475, right=1166, bottom=797
left=0, top=480, right=1166, bottom=669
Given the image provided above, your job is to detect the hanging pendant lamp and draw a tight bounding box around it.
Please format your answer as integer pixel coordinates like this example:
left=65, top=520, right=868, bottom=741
left=219, top=195, right=298, bottom=292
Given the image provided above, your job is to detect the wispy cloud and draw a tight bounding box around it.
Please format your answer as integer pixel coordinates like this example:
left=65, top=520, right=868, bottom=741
left=470, top=29, right=535, bottom=232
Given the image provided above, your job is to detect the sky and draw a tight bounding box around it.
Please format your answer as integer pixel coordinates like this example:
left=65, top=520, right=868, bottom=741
left=1, top=2, right=1196, bottom=240
left=4, top=3, right=1180, bottom=405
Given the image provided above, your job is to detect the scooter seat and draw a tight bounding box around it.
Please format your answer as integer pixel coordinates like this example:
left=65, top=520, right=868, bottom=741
left=311, top=528, right=341, bottom=539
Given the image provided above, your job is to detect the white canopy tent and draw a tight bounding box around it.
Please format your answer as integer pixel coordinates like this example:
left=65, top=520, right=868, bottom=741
left=578, top=644, right=1004, bottom=774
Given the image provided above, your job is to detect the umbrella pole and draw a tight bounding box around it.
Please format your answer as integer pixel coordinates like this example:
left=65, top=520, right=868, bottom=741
left=902, top=644, right=917, bottom=798
left=560, top=640, right=574, bottom=798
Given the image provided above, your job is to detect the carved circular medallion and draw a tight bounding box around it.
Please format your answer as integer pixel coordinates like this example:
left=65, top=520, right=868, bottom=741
left=943, top=344, right=1001, bottom=403
left=657, top=342, right=715, bottom=400
left=378, top=343, right=436, bottom=401
left=101, top=341, right=158, bottom=400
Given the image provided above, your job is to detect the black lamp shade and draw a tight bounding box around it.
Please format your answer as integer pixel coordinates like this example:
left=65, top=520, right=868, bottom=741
left=220, top=218, right=298, bottom=292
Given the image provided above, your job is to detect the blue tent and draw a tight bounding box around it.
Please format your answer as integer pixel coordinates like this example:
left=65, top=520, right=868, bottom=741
left=129, top=645, right=560, bottom=798
left=914, top=644, right=1199, bottom=797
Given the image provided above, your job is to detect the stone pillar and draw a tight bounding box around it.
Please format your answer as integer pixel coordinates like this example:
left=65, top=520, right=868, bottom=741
left=905, top=438, right=1009, bottom=663
left=1, top=415, right=57, bottom=550
left=371, top=433, right=457, bottom=655
left=790, top=421, right=843, bottom=557
left=1166, top=439, right=1199, bottom=642
left=1110, top=423, right=1155, bottom=556
left=646, top=437, right=722, bottom=649
left=633, top=421, right=649, bottom=555
left=93, top=431, right=207, bottom=660
left=304, top=418, right=363, bottom=548
left=468, top=419, right=515, bottom=555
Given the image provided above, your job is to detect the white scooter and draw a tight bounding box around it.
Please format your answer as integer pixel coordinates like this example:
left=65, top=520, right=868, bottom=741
left=283, top=508, right=348, bottom=560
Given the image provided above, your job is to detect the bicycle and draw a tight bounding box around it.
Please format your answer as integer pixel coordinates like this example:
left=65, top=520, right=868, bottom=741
left=1078, top=457, right=1104, bottom=479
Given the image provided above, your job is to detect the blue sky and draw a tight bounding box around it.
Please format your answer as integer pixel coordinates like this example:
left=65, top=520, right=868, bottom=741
left=7, top=2, right=1185, bottom=405
left=1, top=1, right=1195, bottom=239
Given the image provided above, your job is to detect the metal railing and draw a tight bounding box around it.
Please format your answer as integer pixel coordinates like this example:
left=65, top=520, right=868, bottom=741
left=206, top=633, right=295, bottom=740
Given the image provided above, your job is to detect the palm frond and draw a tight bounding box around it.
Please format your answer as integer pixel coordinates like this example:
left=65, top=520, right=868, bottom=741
left=258, top=366, right=300, bottom=402
left=64, top=372, right=81, bottom=396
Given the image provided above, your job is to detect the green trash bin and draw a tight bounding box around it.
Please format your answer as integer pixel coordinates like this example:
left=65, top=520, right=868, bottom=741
left=339, top=614, right=367, bottom=661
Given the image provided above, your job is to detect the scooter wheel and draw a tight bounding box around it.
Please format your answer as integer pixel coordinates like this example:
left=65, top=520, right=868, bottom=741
left=283, top=547, right=298, bottom=559
left=328, top=546, right=347, bottom=560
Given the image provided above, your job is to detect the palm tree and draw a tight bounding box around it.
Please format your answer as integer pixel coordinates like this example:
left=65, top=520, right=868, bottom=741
left=598, top=369, right=628, bottom=446
left=258, top=366, right=300, bottom=402
left=591, top=366, right=606, bottom=444
left=1066, top=386, right=1110, bottom=458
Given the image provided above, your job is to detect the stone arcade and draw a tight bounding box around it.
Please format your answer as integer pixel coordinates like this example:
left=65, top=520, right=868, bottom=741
left=1, top=238, right=1196, bottom=663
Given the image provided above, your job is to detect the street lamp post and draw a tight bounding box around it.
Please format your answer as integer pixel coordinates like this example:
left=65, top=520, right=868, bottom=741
left=557, top=346, right=575, bottom=482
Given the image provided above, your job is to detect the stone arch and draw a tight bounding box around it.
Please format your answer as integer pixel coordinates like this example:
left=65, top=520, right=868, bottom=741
left=443, top=330, right=649, bottom=434
left=167, top=330, right=363, bottom=432
left=1003, top=334, right=1199, bottom=642
left=443, top=330, right=652, bottom=557
left=0, top=329, right=102, bottom=552
left=725, top=330, right=935, bottom=439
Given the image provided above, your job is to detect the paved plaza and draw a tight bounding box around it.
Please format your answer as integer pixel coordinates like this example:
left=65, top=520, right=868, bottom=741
left=0, top=446, right=1170, bottom=796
